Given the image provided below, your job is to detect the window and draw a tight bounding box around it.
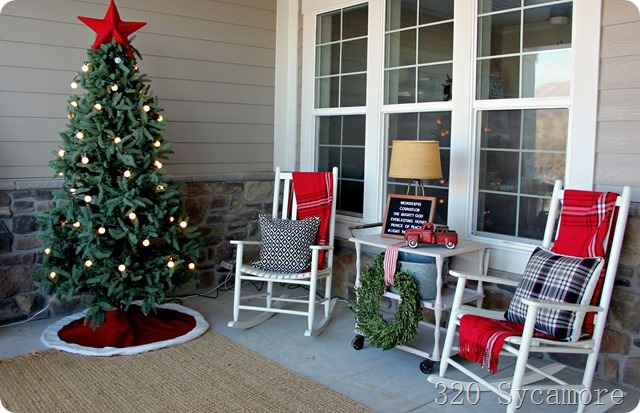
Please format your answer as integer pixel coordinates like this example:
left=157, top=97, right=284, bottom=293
left=472, top=0, right=573, bottom=243
left=300, top=0, right=599, bottom=271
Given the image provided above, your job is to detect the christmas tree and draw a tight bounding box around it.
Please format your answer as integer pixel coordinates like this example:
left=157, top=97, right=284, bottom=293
left=36, top=0, right=201, bottom=328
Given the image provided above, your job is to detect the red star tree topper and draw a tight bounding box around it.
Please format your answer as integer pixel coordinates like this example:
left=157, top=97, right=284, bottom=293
left=78, top=0, right=146, bottom=52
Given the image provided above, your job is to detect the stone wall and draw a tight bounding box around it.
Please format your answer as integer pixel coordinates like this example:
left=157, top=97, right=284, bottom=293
left=1, top=175, right=640, bottom=391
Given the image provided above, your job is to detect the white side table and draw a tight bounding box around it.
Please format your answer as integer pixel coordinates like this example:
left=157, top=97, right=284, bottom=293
left=349, top=234, right=489, bottom=373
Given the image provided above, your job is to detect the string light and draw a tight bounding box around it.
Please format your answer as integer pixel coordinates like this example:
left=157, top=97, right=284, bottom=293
left=85, top=260, right=93, bottom=267
left=44, top=248, right=51, bottom=255
left=169, top=216, right=175, bottom=222
left=81, top=64, right=90, bottom=72
left=167, top=260, right=175, bottom=269
left=98, top=227, right=106, bottom=235
left=153, top=140, right=161, bottom=148
left=94, top=103, right=102, bottom=111
left=84, top=195, right=92, bottom=203
left=70, top=101, right=78, bottom=108
left=128, top=212, right=137, bottom=220
left=123, top=170, right=132, bottom=178
left=143, top=105, right=151, bottom=112
left=58, top=172, right=64, bottom=176
left=60, top=220, right=67, bottom=227
left=188, top=263, right=196, bottom=270
left=73, top=221, right=81, bottom=228
left=68, top=113, right=75, bottom=120
left=58, top=149, right=65, bottom=157
left=118, top=264, right=126, bottom=272
left=142, top=239, right=150, bottom=247
left=156, top=185, right=165, bottom=191
left=113, top=136, right=122, bottom=144
left=157, top=115, right=164, bottom=122
left=81, top=156, right=89, bottom=164
left=179, top=221, right=187, bottom=228
left=49, top=271, right=57, bottom=280
left=76, top=131, right=84, bottom=140
left=115, top=57, right=122, bottom=64
left=110, top=84, right=119, bottom=92
left=69, top=188, right=76, bottom=194
left=70, top=82, right=78, bottom=89
left=154, top=160, right=163, bottom=169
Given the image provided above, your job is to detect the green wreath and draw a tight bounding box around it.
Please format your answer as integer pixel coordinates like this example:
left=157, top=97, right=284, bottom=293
left=349, top=253, right=423, bottom=350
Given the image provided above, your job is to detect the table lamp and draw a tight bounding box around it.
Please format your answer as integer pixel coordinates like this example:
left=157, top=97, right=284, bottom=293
left=388, top=140, right=442, bottom=196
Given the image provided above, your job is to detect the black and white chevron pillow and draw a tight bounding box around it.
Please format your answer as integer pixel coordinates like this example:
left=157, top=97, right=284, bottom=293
left=252, top=214, right=320, bottom=273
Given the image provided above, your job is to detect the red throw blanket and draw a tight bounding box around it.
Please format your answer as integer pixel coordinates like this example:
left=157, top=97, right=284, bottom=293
left=458, top=189, right=618, bottom=373
left=550, top=190, right=618, bottom=335
left=459, top=315, right=553, bottom=374
left=292, top=172, right=334, bottom=270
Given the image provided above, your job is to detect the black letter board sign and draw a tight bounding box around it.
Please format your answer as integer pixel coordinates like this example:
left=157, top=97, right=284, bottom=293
left=381, top=195, right=436, bottom=239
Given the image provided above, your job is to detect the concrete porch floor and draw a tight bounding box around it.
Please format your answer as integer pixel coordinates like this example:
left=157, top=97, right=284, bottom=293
left=1, top=283, right=639, bottom=413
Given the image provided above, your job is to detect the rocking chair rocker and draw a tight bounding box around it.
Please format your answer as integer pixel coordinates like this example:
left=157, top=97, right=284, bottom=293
left=428, top=180, right=631, bottom=412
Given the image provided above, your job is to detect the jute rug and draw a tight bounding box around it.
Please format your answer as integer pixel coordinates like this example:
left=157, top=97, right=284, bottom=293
left=0, top=331, right=374, bottom=413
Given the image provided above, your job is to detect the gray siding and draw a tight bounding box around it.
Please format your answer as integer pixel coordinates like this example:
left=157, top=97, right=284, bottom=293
left=598, top=0, right=640, bottom=201
left=0, top=0, right=277, bottom=180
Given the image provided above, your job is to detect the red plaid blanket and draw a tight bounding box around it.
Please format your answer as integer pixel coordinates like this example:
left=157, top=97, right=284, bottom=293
left=292, top=172, right=334, bottom=270
left=550, top=190, right=618, bottom=335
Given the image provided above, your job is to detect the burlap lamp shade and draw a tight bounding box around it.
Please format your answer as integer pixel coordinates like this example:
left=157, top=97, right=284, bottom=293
left=389, top=141, right=442, bottom=195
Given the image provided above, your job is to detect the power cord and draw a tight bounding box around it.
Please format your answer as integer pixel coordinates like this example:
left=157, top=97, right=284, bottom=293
left=0, top=295, right=56, bottom=329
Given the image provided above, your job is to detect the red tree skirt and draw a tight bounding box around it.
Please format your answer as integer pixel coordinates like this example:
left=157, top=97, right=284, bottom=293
left=41, top=303, right=209, bottom=356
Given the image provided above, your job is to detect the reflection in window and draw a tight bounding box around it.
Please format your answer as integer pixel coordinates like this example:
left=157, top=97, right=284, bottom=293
left=315, top=5, right=368, bottom=108
left=385, top=0, right=454, bottom=104
left=477, top=1, right=572, bottom=100
left=476, top=109, right=567, bottom=241
left=317, top=115, right=366, bottom=217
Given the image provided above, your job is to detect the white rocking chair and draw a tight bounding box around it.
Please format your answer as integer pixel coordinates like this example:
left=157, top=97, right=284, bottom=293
left=428, top=180, right=631, bottom=412
left=227, top=167, right=338, bottom=337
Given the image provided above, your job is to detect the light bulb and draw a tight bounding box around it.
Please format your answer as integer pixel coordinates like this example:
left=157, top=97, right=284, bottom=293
left=94, top=103, right=102, bottom=111
left=169, top=216, right=175, bottom=222
left=81, top=64, right=89, bottom=72
left=156, top=185, right=164, bottom=191
left=60, top=220, right=67, bottom=227
left=85, top=260, right=93, bottom=267
left=84, top=195, right=92, bottom=203
left=115, top=57, right=122, bottom=64
left=118, top=264, right=126, bottom=272
left=44, top=248, right=51, bottom=255
left=154, top=160, right=163, bottom=169
left=128, top=212, right=137, bottom=220
left=157, top=115, right=164, bottom=122
left=143, top=105, right=151, bottom=112
left=76, top=131, right=84, bottom=140
left=68, top=113, right=75, bottom=120
left=70, top=101, right=78, bottom=108
left=58, top=172, right=64, bottom=176
left=142, top=239, right=150, bottom=247
left=49, top=271, right=57, bottom=280
left=188, top=263, right=196, bottom=270
left=69, top=188, right=76, bottom=194
left=81, top=156, right=89, bottom=164
left=98, top=227, right=106, bottom=235
left=153, top=140, right=161, bottom=148
left=167, top=261, right=175, bottom=269
left=110, top=84, right=119, bottom=92
left=70, top=82, right=78, bottom=89
left=123, top=170, right=132, bottom=178
left=113, top=136, right=121, bottom=144
left=73, top=221, right=81, bottom=228
left=58, top=149, right=65, bottom=157
left=179, top=221, right=187, bottom=228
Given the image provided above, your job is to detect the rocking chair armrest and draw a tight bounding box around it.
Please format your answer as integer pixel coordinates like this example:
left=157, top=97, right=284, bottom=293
left=448, top=270, right=520, bottom=288
left=309, top=245, right=334, bottom=251
left=230, top=240, right=262, bottom=246
left=521, top=297, right=604, bottom=313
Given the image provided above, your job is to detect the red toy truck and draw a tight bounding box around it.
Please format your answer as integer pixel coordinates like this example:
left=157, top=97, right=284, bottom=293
left=404, top=222, right=458, bottom=249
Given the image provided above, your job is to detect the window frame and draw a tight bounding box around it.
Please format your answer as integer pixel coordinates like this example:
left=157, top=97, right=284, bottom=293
left=299, top=0, right=602, bottom=273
